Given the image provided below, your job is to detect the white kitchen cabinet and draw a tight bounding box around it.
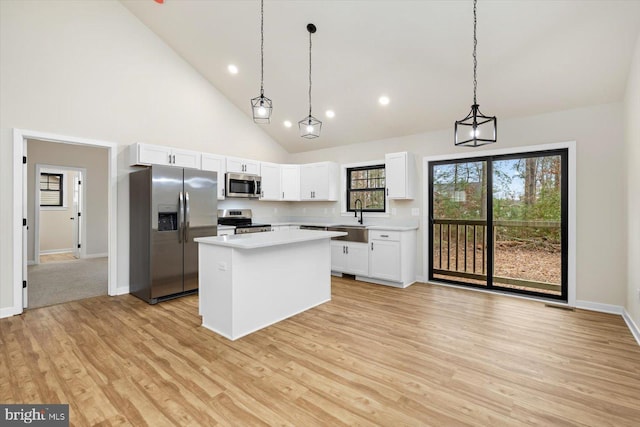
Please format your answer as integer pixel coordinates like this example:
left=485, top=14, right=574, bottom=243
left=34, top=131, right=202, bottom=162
left=201, top=153, right=227, bottom=200
left=300, top=162, right=338, bottom=201
left=385, top=151, right=416, bottom=199
left=260, top=162, right=281, bottom=200
left=281, top=164, right=301, bottom=201
left=226, top=156, right=260, bottom=175
left=130, top=143, right=201, bottom=169
left=367, top=229, right=417, bottom=287
left=331, top=241, right=369, bottom=276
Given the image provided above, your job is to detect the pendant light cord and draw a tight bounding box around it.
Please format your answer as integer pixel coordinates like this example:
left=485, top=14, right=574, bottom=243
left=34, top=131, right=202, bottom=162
left=260, top=0, right=264, bottom=96
left=308, top=29, right=313, bottom=116
left=473, top=0, right=477, bottom=105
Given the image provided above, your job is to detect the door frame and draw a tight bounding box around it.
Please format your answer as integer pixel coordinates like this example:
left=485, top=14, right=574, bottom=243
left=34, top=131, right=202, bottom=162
left=422, top=141, right=576, bottom=307
left=33, top=164, right=87, bottom=264
left=12, top=128, right=118, bottom=315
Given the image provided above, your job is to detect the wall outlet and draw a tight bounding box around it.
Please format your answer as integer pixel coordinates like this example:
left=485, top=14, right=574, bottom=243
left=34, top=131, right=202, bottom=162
left=411, top=208, right=420, bottom=216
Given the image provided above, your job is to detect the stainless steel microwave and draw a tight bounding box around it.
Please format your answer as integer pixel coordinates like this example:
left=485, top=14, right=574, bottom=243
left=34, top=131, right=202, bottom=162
left=225, top=172, right=261, bottom=198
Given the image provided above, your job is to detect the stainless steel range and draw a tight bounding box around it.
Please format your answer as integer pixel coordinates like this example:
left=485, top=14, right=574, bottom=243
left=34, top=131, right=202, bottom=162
left=217, top=209, right=271, bottom=234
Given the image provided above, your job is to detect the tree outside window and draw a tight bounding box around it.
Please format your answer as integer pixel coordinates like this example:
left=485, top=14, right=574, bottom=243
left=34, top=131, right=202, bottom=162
left=347, top=165, right=386, bottom=212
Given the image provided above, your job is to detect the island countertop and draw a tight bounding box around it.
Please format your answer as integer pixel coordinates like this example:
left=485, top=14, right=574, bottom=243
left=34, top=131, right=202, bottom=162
left=195, top=229, right=347, bottom=250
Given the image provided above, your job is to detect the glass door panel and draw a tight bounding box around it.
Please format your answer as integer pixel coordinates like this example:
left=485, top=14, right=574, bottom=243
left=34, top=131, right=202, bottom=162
left=431, top=160, right=488, bottom=286
left=492, top=154, right=565, bottom=297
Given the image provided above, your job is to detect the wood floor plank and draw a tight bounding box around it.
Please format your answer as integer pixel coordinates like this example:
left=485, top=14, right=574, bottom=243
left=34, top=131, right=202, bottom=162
left=1, top=276, right=639, bottom=426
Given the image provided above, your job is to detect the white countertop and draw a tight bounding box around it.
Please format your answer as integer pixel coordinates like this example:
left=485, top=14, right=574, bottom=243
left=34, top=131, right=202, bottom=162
left=269, top=222, right=419, bottom=231
left=195, top=229, right=347, bottom=249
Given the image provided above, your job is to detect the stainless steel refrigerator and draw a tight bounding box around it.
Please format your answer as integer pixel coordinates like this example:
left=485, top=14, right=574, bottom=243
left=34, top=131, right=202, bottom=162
left=129, top=165, right=217, bottom=304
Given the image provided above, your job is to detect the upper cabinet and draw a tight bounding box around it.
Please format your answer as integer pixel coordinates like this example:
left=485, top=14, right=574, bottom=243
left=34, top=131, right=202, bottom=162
left=300, top=162, right=339, bottom=201
left=226, top=156, right=260, bottom=175
left=281, top=164, right=301, bottom=201
left=260, top=162, right=281, bottom=201
left=130, top=143, right=201, bottom=169
left=201, top=153, right=227, bottom=200
left=385, top=151, right=416, bottom=200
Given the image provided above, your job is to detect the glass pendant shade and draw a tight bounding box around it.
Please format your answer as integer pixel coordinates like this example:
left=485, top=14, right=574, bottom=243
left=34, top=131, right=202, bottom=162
left=251, top=94, right=272, bottom=124
left=455, top=104, right=497, bottom=147
left=298, top=115, right=322, bottom=139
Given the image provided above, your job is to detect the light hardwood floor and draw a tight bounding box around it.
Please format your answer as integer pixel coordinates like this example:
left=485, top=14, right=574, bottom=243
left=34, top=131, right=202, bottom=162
left=1, top=277, right=639, bottom=426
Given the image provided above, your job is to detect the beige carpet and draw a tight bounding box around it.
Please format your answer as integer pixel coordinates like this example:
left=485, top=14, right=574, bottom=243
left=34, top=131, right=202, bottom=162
left=27, top=257, right=108, bottom=309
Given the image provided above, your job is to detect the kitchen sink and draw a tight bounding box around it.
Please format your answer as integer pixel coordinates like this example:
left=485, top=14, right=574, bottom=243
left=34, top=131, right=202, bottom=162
left=328, top=225, right=368, bottom=243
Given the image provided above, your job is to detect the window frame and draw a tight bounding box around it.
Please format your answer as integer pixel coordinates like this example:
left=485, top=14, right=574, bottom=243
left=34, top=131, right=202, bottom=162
left=346, top=164, right=386, bottom=213
left=39, top=172, right=64, bottom=207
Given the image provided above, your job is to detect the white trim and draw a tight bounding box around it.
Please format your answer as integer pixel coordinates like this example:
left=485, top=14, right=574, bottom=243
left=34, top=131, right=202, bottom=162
left=39, top=249, right=74, bottom=255
left=10, top=128, right=119, bottom=318
left=623, top=309, right=640, bottom=346
left=575, top=300, right=623, bottom=315
left=83, top=252, right=109, bottom=259
left=422, top=140, right=577, bottom=306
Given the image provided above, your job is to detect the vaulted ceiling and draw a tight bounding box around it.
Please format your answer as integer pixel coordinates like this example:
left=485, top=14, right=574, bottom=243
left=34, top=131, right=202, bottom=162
left=121, top=0, right=640, bottom=153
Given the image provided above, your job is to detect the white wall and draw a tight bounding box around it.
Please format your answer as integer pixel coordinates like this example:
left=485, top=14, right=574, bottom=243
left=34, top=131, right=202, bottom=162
left=0, top=0, right=288, bottom=312
left=289, top=102, right=627, bottom=307
left=624, top=32, right=640, bottom=329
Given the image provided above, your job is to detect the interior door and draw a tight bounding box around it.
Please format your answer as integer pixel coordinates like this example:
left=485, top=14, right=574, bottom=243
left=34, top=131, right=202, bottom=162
left=22, top=139, right=28, bottom=308
left=183, top=168, right=217, bottom=292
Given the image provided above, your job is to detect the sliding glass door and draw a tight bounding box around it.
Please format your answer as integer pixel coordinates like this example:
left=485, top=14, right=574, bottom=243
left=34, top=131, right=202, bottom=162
left=429, top=149, right=568, bottom=301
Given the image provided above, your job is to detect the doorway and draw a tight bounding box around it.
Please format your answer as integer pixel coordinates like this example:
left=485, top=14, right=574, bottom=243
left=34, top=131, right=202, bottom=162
left=34, top=165, right=86, bottom=264
left=11, top=128, right=118, bottom=315
left=428, top=148, right=569, bottom=302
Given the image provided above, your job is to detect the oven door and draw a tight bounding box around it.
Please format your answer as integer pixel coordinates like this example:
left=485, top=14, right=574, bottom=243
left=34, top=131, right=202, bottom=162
left=226, top=173, right=261, bottom=198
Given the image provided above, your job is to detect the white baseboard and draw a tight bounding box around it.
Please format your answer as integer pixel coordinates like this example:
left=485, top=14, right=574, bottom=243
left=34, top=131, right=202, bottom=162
left=40, top=248, right=73, bottom=255
left=623, top=309, right=640, bottom=346
left=0, top=305, right=22, bottom=319
left=84, top=252, right=108, bottom=259
left=114, top=286, right=129, bottom=296
left=575, top=300, right=624, bottom=315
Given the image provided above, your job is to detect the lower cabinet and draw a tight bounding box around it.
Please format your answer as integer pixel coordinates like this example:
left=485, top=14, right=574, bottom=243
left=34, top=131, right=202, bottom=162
left=369, top=238, right=401, bottom=282
left=330, top=229, right=417, bottom=288
left=330, top=241, right=369, bottom=276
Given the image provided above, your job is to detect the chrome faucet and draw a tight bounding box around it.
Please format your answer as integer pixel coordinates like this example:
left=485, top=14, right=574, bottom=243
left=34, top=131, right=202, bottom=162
left=354, top=198, right=363, bottom=224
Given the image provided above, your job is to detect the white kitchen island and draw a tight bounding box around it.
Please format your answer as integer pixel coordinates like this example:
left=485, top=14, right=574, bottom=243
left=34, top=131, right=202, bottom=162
left=194, top=229, right=346, bottom=340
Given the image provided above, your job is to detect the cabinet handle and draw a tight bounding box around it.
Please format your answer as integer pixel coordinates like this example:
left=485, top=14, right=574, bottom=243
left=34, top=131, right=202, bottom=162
left=343, top=246, right=345, bottom=254
left=222, top=188, right=225, bottom=197
left=346, top=246, right=349, bottom=254
left=282, top=192, right=284, bottom=199
left=381, top=234, right=389, bottom=238
left=386, top=188, right=389, bottom=196
left=371, top=242, right=374, bottom=250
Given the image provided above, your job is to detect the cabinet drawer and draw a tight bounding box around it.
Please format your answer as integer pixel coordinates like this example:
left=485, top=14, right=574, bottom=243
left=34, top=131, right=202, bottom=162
left=369, top=230, right=400, bottom=241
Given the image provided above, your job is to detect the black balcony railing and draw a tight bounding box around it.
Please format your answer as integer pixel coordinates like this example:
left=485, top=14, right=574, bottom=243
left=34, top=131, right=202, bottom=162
left=432, top=219, right=561, bottom=293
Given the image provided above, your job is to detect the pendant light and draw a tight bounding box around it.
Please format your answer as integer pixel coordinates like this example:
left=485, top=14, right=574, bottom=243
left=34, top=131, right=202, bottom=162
left=299, top=23, right=321, bottom=138
left=251, top=0, right=272, bottom=124
left=455, top=0, right=497, bottom=147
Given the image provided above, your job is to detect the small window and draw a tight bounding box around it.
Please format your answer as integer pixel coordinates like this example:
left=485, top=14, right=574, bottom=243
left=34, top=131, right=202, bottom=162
left=40, top=173, right=63, bottom=207
left=347, top=165, right=386, bottom=212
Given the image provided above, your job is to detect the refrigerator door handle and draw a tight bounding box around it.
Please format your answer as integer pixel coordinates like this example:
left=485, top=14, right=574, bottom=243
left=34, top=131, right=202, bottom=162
left=184, top=191, right=190, bottom=242
left=178, top=191, right=184, bottom=244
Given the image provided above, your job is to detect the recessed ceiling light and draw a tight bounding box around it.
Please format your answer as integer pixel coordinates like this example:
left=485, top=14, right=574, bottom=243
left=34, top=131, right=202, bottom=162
left=283, top=120, right=292, bottom=128
left=378, top=96, right=390, bottom=105
left=227, top=64, right=238, bottom=75
left=325, top=110, right=335, bottom=118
